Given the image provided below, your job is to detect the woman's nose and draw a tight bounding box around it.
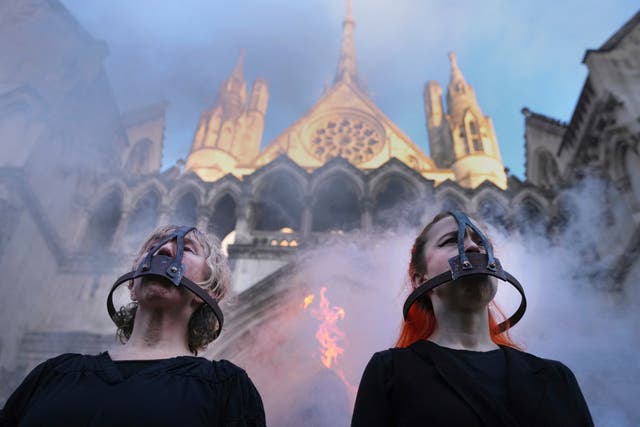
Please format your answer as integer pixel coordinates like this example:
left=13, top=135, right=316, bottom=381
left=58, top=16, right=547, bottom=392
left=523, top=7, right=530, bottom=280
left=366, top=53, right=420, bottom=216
left=156, top=241, right=176, bottom=257
left=464, top=237, right=481, bottom=253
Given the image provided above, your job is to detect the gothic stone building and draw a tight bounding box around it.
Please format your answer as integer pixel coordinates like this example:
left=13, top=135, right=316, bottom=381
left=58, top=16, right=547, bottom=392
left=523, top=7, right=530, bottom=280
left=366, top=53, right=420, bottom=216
left=1, top=0, right=639, bottom=412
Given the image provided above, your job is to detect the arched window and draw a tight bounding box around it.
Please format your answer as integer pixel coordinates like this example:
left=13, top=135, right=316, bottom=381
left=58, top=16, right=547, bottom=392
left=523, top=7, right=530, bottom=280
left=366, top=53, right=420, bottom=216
left=514, top=198, right=545, bottom=233
left=82, top=190, right=122, bottom=251
left=125, top=139, right=153, bottom=175
left=464, top=113, right=484, bottom=153
left=170, top=192, right=198, bottom=227
left=209, top=194, right=237, bottom=241
left=373, top=176, right=419, bottom=228
left=312, top=175, right=361, bottom=232
left=476, top=197, right=507, bottom=230
left=441, top=196, right=465, bottom=212
left=124, top=191, right=161, bottom=250
left=254, top=172, right=304, bottom=231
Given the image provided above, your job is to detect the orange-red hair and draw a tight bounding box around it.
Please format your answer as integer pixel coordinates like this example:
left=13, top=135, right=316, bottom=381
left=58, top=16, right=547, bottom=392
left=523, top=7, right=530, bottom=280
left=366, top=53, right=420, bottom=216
left=395, top=212, right=521, bottom=349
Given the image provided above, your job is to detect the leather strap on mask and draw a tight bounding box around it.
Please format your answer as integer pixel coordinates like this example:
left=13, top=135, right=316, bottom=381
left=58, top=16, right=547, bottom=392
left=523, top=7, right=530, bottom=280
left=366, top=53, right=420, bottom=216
left=107, top=226, right=224, bottom=339
left=402, top=211, right=526, bottom=332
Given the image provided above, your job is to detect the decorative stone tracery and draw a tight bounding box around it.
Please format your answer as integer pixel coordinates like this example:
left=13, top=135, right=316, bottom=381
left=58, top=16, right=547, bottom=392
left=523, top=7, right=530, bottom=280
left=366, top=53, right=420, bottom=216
left=306, top=115, right=384, bottom=164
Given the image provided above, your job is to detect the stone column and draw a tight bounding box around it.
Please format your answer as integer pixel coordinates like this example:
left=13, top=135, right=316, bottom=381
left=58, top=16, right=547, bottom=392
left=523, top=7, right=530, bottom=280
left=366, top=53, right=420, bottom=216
left=301, top=195, right=313, bottom=237
left=156, top=203, right=172, bottom=227
left=361, top=196, right=373, bottom=232
left=110, top=209, right=131, bottom=252
left=70, top=199, right=92, bottom=249
left=234, top=193, right=254, bottom=244
left=196, top=205, right=210, bottom=232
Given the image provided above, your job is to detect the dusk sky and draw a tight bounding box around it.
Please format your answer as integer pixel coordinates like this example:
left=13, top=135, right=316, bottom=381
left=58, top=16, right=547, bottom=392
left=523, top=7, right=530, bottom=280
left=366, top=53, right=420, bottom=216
left=62, top=0, right=639, bottom=179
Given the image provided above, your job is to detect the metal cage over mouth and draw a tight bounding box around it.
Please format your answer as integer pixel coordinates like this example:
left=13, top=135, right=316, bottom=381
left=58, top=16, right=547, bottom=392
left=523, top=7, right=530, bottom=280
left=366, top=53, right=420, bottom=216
left=107, top=226, right=224, bottom=340
left=403, top=211, right=526, bottom=332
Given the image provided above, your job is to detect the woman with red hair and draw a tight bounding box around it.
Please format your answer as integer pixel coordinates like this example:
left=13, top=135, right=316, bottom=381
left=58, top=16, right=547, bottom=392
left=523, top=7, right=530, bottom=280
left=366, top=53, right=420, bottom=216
left=351, top=211, right=593, bottom=427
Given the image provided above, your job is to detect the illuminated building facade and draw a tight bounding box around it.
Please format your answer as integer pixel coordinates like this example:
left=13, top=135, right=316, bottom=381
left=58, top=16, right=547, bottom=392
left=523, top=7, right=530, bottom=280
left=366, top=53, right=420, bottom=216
left=0, top=1, right=638, bottom=413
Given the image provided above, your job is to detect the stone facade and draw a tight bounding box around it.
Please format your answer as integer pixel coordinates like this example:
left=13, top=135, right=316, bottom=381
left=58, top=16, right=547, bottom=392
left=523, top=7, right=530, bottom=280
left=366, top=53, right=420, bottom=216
left=0, top=1, right=639, bottom=416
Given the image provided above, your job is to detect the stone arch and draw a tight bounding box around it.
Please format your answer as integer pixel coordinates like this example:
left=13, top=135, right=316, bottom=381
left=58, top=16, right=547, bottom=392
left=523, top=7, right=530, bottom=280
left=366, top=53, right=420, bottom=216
left=170, top=192, right=199, bottom=227
left=310, top=160, right=365, bottom=197
left=206, top=178, right=242, bottom=208
left=127, top=178, right=167, bottom=211
left=125, top=138, right=153, bottom=175
left=472, top=190, right=509, bottom=228
left=611, top=141, right=628, bottom=181
left=123, top=189, right=162, bottom=250
left=168, top=182, right=205, bottom=228
left=437, top=187, right=468, bottom=212
left=371, top=174, right=421, bottom=228
left=252, top=170, right=305, bottom=232
left=168, top=181, right=206, bottom=205
left=512, top=195, right=547, bottom=232
left=82, top=188, right=123, bottom=251
left=464, top=110, right=483, bottom=153
left=312, top=172, right=362, bottom=232
left=250, top=160, right=309, bottom=196
left=548, top=193, right=576, bottom=235
left=209, top=193, right=237, bottom=240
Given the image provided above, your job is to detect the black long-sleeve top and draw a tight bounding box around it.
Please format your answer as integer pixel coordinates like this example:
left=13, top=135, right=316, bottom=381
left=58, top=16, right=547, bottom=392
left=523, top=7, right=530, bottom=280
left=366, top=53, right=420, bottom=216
left=0, top=352, right=266, bottom=427
left=352, top=340, right=593, bottom=427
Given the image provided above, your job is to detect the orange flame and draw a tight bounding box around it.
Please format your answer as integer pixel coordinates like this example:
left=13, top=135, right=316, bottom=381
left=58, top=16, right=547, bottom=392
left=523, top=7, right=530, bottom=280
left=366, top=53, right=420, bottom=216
left=314, top=288, right=345, bottom=368
left=303, top=294, right=315, bottom=309
left=303, top=287, right=357, bottom=398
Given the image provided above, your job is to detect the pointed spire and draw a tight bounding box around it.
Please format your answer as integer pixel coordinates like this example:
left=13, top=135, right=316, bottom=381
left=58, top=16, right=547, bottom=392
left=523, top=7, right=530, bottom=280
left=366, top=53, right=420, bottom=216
left=230, top=49, right=246, bottom=83
left=334, top=0, right=358, bottom=86
left=217, top=50, right=247, bottom=119
left=448, top=51, right=466, bottom=85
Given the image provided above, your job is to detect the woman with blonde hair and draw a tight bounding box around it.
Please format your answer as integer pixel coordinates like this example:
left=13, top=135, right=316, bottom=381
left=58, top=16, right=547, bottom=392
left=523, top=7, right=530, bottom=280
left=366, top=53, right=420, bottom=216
left=352, top=211, right=593, bottom=427
left=1, top=225, right=266, bottom=426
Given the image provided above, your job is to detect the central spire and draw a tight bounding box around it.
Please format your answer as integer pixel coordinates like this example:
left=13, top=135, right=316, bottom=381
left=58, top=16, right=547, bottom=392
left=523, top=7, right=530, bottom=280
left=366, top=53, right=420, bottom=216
left=448, top=52, right=467, bottom=88
left=334, top=0, right=358, bottom=86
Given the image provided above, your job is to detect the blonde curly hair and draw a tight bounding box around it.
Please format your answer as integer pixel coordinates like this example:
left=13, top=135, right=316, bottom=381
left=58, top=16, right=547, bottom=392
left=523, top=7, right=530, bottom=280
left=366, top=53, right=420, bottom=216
left=112, top=225, right=232, bottom=354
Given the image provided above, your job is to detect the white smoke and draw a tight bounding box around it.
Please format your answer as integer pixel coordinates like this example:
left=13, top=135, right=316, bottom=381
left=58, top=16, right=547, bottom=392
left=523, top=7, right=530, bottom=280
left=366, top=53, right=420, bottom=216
left=220, top=178, right=639, bottom=426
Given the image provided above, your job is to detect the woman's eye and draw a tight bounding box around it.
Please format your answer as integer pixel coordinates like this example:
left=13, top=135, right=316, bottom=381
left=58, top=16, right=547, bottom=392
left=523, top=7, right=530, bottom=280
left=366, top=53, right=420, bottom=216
left=440, top=237, right=457, bottom=246
left=185, top=246, right=194, bottom=253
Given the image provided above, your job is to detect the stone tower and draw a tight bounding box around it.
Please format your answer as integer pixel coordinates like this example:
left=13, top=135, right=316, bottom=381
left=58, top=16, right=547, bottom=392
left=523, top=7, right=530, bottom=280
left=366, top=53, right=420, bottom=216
left=424, top=52, right=507, bottom=189
left=184, top=52, right=269, bottom=181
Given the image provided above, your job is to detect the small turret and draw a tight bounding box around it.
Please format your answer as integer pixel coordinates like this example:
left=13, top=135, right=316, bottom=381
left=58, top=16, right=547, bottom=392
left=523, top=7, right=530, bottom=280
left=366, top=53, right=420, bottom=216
left=233, top=78, right=269, bottom=161
left=184, top=52, right=268, bottom=181
left=217, top=52, right=247, bottom=121
left=424, top=80, right=453, bottom=167
left=248, top=78, right=269, bottom=115
left=424, top=53, right=507, bottom=189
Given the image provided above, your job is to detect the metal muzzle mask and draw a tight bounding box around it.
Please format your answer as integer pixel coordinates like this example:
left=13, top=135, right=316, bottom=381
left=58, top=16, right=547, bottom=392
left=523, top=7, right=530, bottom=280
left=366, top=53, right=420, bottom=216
left=107, top=226, right=224, bottom=339
left=403, top=211, right=526, bottom=332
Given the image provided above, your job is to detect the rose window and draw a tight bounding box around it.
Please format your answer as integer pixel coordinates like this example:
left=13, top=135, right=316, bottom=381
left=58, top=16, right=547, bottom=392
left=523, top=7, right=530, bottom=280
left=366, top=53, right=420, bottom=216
left=309, top=118, right=383, bottom=164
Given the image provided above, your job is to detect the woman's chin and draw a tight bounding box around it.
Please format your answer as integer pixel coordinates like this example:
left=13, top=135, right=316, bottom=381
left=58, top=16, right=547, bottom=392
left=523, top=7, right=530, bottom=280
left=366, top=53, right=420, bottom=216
left=448, top=276, right=497, bottom=307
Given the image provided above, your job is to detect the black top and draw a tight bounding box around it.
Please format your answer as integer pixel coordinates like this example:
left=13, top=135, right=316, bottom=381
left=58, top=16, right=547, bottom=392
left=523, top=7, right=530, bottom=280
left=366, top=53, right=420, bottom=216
left=444, top=346, right=507, bottom=405
left=0, top=352, right=266, bottom=427
left=351, top=340, right=594, bottom=427
left=114, top=359, right=165, bottom=379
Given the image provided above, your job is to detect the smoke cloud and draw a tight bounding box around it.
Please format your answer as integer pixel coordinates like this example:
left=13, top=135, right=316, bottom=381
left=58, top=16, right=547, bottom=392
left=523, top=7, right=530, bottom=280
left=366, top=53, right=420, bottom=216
left=1, top=2, right=639, bottom=426
left=212, top=179, right=639, bottom=426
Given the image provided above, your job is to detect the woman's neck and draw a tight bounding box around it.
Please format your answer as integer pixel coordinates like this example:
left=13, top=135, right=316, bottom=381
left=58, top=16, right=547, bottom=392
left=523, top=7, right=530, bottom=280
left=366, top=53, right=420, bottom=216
left=110, top=308, right=193, bottom=360
left=429, top=308, right=498, bottom=351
